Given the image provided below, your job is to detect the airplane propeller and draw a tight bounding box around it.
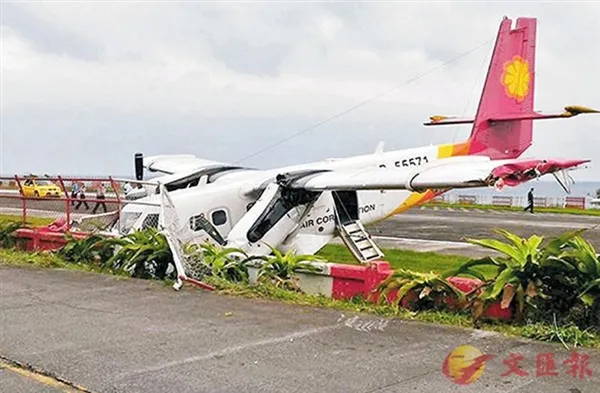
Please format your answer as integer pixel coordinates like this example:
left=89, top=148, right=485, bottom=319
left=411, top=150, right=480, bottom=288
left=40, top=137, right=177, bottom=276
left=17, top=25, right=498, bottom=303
left=134, top=152, right=144, bottom=181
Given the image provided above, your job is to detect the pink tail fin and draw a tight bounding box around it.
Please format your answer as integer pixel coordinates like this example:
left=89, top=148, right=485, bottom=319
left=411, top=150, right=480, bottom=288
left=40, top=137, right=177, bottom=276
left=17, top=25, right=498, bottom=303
left=468, top=16, right=537, bottom=159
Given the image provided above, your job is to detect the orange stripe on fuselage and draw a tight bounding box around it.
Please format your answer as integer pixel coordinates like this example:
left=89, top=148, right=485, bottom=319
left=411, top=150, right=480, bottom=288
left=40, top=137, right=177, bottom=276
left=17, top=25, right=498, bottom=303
left=385, top=140, right=472, bottom=218
left=385, top=189, right=437, bottom=218
left=437, top=141, right=472, bottom=159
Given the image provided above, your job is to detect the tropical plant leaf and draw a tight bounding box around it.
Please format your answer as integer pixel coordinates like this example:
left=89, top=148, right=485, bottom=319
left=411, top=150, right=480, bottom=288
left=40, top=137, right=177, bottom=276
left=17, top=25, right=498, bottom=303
left=486, top=267, right=517, bottom=300
left=466, top=237, right=525, bottom=265
left=501, top=284, right=515, bottom=309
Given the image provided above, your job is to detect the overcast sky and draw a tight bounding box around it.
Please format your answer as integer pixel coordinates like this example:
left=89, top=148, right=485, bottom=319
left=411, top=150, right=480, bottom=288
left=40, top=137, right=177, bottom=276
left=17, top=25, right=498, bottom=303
left=1, top=1, right=599, bottom=181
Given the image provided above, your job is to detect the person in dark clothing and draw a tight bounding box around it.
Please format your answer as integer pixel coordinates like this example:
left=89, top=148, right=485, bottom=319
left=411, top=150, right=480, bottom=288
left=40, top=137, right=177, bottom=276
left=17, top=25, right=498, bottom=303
left=523, top=188, right=534, bottom=213
left=70, top=182, right=79, bottom=206
left=75, top=183, right=89, bottom=210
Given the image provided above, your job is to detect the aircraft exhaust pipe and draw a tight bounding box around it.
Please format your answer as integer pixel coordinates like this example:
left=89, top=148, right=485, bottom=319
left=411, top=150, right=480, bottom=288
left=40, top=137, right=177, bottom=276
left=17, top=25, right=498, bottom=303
left=134, top=152, right=144, bottom=180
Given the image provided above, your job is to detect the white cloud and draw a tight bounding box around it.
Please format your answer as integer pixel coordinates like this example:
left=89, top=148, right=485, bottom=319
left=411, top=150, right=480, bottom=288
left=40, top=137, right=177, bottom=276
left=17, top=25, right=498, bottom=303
left=1, top=1, right=599, bottom=183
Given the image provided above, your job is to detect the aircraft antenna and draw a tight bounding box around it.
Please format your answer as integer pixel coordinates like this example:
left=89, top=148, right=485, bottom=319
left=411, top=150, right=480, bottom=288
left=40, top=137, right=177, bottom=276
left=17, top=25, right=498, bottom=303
left=452, top=41, right=492, bottom=143
left=234, top=38, right=493, bottom=165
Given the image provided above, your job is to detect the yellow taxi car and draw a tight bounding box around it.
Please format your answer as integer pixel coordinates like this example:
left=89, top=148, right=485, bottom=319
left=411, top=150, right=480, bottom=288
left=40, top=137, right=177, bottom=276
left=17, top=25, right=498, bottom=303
left=20, top=178, right=62, bottom=198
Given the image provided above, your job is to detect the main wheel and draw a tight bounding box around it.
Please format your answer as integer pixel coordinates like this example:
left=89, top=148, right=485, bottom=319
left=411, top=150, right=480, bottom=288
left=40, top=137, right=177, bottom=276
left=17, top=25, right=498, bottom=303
left=34, top=191, right=40, bottom=198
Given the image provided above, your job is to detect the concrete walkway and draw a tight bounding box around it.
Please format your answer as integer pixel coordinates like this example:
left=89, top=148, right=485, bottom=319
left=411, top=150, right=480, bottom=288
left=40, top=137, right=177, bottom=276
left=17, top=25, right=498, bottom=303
left=1, top=265, right=598, bottom=393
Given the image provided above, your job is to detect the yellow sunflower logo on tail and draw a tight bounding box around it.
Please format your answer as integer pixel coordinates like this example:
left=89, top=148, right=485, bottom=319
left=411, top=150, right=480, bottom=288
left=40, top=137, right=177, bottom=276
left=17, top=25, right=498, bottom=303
left=502, top=55, right=530, bottom=102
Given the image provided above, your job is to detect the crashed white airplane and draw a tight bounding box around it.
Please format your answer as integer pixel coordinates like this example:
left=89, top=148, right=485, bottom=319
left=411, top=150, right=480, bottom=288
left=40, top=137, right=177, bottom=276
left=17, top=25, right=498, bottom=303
left=114, top=16, right=597, bottom=264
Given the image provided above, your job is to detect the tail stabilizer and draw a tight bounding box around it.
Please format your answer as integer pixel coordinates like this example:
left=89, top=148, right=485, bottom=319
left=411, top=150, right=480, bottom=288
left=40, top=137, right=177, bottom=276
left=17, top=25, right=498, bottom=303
left=468, top=16, right=537, bottom=159
left=427, top=16, right=598, bottom=160
left=425, top=105, right=600, bottom=126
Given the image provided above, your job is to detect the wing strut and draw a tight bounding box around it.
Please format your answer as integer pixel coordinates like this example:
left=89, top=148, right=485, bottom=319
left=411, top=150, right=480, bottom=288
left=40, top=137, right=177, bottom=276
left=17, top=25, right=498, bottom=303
left=552, top=169, right=576, bottom=194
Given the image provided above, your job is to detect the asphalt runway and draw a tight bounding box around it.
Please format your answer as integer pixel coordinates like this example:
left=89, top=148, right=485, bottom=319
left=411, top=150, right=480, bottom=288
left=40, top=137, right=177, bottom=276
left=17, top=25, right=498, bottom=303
left=370, top=206, right=600, bottom=254
left=1, top=265, right=599, bottom=393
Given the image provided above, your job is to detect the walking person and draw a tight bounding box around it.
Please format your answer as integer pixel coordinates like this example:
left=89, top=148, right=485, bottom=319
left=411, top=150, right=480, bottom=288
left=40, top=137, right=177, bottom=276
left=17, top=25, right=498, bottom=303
left=92, top=183, right=107, bottom=214
left=70, top=182, right=79, bottom=206
left=75, top=182, right=89, bottom=210
left=523, top=187, right=535, bottom=213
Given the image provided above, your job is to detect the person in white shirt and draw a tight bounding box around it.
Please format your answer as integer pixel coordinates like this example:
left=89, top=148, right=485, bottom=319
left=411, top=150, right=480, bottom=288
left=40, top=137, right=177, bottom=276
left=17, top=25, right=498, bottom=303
left=92, top=183, right=107, bottom=214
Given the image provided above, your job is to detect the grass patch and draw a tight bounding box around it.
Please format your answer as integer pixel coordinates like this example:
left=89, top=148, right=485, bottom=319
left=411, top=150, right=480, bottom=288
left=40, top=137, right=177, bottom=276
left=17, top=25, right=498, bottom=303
left=1, top=247, right=597, bottom=349
left=428, top=202, right=600, bottom=216
left=204, top=276, right=600, bottom=349
left=0, top=214, right=54, bottom=227
left=0, top=248, right=129, bottom=277
left=317, top=244, right=497, bottom=279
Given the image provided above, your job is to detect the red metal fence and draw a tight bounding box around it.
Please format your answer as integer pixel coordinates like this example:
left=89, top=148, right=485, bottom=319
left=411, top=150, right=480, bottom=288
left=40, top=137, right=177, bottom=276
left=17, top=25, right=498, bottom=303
left=0, top=175, right=143, bottom=231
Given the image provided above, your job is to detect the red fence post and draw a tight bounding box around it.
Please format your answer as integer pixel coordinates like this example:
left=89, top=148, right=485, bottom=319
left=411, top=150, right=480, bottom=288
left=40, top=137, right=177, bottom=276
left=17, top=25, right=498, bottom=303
left=109, top=176, right=121, bottom=223
left=57, top=176, right=71, bottom=231
left=14, top=175, right=26, bottom=225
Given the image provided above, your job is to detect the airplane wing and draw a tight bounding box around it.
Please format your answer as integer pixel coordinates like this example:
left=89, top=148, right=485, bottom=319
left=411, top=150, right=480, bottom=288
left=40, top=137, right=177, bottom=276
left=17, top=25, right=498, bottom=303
left=275, top=156, right=589, bottom=193
left=142, top=154, right=231, bottom=175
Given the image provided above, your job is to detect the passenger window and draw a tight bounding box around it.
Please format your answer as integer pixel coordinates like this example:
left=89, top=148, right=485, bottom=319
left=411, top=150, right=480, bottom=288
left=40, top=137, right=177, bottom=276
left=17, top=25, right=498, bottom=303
left=211, top=210, right=227, bottom=226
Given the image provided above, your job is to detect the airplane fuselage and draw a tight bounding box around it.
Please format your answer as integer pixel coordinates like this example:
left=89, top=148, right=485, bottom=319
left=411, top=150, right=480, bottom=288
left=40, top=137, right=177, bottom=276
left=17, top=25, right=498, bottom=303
left=119, top=142, right=461, bottom=256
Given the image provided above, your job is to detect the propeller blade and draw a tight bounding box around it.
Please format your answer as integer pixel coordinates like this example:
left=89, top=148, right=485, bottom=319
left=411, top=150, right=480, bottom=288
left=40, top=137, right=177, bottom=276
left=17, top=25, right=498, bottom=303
left=134, top=152, right=144, bottom=180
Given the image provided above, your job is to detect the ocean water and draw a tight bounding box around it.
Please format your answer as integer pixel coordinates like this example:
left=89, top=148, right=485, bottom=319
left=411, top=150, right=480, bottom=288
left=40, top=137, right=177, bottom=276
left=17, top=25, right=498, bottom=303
left=445, top=180, right=600, bottom=199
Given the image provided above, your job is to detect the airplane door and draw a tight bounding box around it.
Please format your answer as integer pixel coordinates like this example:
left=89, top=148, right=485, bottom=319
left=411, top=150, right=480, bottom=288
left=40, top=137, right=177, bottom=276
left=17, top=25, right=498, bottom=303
left=332, top=191, right=359, bottom=225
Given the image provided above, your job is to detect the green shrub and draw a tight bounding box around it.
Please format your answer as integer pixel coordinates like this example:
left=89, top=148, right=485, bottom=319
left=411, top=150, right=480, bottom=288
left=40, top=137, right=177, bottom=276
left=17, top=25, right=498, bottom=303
left=104, top=228, right=174, bottom=280
left=0, top=220, right=23, bottom=248
left=56, top=233, right=116, bottom=264
left=256, top=246, right=324, bottom=291
left=183, top=241, right=251, bottom=283
left=376, top=269, right=466, bottom=311
left=445, top=228, right=599, bottom=329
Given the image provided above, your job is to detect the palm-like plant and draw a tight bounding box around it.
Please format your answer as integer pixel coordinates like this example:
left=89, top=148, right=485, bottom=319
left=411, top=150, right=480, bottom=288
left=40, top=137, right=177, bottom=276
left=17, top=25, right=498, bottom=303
left=376, top=269, right=466, bottom=310
left=543, top=235, right=600, bottom=326
left=257, top=245, right=325, bottom=291
left=445, top=228, right=591, bottom=322
left=445, top=229, right=546, bottom=320
left=183, top=241, right=251, bottom=282
left=56, top=233, right=115, bottom=264
left=104, top=228, right=174, bottom=279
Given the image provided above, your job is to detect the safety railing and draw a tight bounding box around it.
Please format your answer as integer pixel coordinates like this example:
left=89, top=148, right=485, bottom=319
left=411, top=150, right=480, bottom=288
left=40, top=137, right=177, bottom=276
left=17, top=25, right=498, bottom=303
left=423, top=193, right=595, bottom=209
left=0, top=175, right=160, bottom=232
